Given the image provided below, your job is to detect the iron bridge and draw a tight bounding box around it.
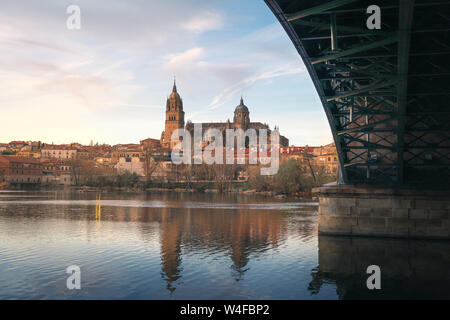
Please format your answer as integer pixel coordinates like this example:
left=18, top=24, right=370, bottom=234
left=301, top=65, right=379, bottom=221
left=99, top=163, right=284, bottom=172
left=265, top=0, right=450, bottom=187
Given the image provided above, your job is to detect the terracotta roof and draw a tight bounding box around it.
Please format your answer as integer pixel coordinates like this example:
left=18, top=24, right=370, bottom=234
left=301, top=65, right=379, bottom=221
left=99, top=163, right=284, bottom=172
left=42, top=145, right=77, bottom=151
left=0, top=155, right=41, bottom=164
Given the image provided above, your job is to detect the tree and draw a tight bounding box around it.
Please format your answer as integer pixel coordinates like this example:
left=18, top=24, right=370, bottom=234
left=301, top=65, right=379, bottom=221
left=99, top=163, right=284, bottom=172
left=117, top=171, right=139, bottom=188
left=303, top=148, right=318, bottom=185
left=0, top=168, right=5, bottom=185
left=274, top=159, right=304, bottom=195
left=248, top=165, right=273, bottom=192
left=212, top=164, right=229, bottom=193
left=144, top=152, right=161, bottom=183
left=70, top=159, right=83, bottom=185
left=179, top=164, right=194, bottom=189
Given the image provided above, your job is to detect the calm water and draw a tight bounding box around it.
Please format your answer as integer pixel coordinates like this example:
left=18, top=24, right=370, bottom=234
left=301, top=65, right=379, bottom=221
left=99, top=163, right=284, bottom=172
left=0, top=190, right=449, bottom=300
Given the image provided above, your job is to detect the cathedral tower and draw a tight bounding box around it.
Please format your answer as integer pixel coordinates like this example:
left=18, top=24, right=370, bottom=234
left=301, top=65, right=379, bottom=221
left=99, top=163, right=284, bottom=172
left=162, top=80, right=185, bottom=149
left=233, top=97, right=250, bottom=130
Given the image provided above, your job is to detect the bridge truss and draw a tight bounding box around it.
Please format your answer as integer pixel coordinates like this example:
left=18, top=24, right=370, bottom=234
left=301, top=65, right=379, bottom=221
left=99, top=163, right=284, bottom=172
left=266, top=0, right=450, bottom=187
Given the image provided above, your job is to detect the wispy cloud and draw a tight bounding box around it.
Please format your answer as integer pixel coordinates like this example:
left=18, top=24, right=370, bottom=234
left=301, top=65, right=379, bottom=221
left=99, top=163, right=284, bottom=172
left=182, top=11, right=223, bottom=32
left=38, top=75, right=112, bottom=101
left=0, top=22, right=76, bottom=54
left=207, top=63, right=306, bottom=110
left=163, top=47, right=205, bottom=70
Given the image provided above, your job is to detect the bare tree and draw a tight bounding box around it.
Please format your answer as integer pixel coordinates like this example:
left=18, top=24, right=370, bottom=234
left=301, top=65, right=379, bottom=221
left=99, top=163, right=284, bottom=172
left=302, top=149, right=318, bottom=185
left=143, top=151, right=161, bottom=183
left=179, top=164, right=194, bottom=189
left=70, top=159, right=82, bottom=185
left=0, top=169, right=5, bottom=186
left=211, top=163, right=238, bottom=193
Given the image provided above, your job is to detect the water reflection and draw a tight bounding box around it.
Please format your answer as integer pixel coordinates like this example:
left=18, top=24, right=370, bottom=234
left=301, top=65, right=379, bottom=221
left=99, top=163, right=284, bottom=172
left=0, top=191, right=318, bottom=299
left=311, top=236, right=450, bottom=299
left=133, top=203, right=288, bottom=289
left=95, top=194, right=102, bottom=223
left=0, top=190, right=448, bottom=299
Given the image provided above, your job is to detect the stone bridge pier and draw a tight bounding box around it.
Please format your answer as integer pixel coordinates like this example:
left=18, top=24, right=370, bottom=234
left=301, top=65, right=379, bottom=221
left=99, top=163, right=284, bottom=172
left=313, top=186, right=450, bottom=239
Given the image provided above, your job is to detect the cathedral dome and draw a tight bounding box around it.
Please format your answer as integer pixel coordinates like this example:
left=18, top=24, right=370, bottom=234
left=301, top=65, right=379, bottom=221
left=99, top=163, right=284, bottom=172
left=168, top=81, right=181, bottom=101
left=235, top=97, right=249, bottom=113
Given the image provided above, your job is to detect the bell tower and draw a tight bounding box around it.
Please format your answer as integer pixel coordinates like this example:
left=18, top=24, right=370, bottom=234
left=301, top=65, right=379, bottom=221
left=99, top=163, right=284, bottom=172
left=163, top=80, right=185, bottom=149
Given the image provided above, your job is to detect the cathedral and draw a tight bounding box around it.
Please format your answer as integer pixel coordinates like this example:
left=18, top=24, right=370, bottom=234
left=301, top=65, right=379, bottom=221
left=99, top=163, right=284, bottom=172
left=160, top=81, right=289, bottom=149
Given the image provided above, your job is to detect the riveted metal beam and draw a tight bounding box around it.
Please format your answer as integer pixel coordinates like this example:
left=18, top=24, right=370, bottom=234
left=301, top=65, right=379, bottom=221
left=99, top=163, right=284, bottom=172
left=286, top=0, right=358, bottom=21
left=397, top=0, right=416, bottom=184
left=312, top=36, right=399, bottom=64
left=337, top=117, right=397, bottom=135
left=326, top=79, right=398, bottom=101
left=292, top=18, right=390, bottom=36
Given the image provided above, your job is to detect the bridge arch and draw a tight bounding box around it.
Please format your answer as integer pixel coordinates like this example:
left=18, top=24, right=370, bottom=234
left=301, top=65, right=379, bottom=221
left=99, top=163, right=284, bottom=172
left=265, top=0, right=450, bottom=187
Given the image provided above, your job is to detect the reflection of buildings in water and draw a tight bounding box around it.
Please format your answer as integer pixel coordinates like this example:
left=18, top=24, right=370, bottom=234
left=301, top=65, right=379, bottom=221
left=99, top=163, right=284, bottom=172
left=197, top=211, right=284, bottom=280
left=228, top=213, right=283, bottom=280
left=100, top=201, right=186, bottom=293
left=147, top=206, right=288, bottom=291
left=230, top=235, right=251, bottom=281
left=309, top=236, right=450, bottom=299
left=105, top=204, right=185, bottom=293
left=72, top=193, right=313, bottom=293
left=159, top=208, right=183, bottom=293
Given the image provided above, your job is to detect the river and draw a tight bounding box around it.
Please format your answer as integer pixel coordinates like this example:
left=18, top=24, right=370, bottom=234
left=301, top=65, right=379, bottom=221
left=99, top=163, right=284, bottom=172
left=0, top=190, right=449, bottom=299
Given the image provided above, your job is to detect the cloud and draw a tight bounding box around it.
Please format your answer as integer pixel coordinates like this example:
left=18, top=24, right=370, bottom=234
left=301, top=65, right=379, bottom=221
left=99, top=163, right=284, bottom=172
left=207, top=63, right=306, bottom=110
left=0, top=23, right=22, bottom=43
left=0, top=21, right=76, bottom=54
left=197, top=62, right=252, bottom=85
left=11, top=60, right=62, bottom=74
left=182, top=11, right=223, bottom=32
left=163, top=47, right=205, bottom=70
left=35, top=74, right=141, bottom=111
left=0, top=70, right=44, bottom=98
left=40, top=75, right=111, bottom=97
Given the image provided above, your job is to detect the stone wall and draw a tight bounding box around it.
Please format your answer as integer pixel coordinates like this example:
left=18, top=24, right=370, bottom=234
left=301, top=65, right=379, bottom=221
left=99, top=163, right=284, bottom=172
left=313, top=185, right=450, bottom=239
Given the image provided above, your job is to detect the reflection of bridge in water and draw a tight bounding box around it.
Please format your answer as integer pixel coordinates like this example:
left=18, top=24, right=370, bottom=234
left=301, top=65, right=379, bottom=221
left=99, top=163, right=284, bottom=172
left=311, top=236, right=450, bottom=299
left=265, top=0, right=450, bottom=239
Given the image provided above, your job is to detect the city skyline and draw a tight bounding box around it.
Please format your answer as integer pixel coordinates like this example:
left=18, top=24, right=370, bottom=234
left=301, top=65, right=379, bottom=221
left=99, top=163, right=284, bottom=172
left=0, top=0, right=332, bottom=146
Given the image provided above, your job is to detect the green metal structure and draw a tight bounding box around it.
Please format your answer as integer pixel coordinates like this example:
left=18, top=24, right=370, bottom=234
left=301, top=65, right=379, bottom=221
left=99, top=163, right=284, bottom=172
left=265, top=0, right=450, bottom=187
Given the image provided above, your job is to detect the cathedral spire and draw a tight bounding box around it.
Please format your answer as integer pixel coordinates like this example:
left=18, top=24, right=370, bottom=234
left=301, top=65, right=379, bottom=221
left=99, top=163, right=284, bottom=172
left=173, top=77, right=177, bottom=93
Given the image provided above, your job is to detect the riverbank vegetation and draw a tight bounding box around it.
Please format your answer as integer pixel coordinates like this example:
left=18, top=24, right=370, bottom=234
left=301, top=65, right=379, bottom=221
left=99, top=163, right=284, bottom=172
left=54, top=158, right=337, bottom=198
left=248, top=159, right=336, bottom=196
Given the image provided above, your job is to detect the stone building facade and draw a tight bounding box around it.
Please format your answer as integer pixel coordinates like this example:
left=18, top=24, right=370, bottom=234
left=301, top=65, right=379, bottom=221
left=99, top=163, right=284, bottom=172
left=41, top=145, right=77, bottom=160
left=0, top=156, right=43, bottom=185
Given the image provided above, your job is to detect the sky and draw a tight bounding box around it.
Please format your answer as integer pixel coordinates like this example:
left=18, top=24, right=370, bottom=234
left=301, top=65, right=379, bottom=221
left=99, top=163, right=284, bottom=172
left=0, top=0, right=332, bottom=146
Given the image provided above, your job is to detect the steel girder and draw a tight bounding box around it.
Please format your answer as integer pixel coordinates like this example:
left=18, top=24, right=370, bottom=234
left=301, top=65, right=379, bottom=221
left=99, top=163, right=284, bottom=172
left=265, top=0, right=450, bottom=187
